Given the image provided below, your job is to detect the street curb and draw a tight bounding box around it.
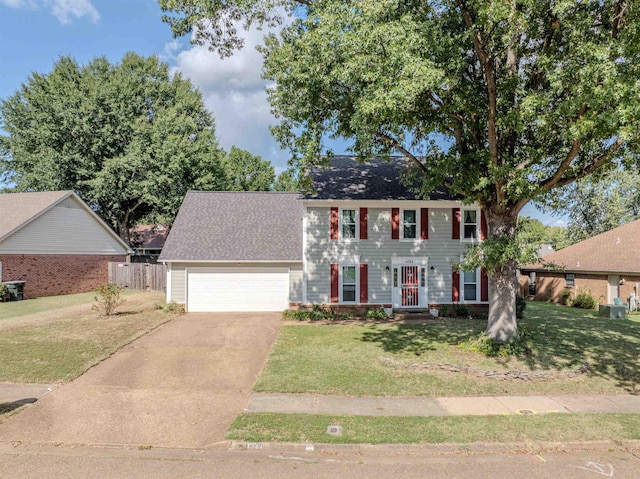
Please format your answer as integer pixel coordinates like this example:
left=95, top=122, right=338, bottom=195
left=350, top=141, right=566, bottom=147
left=228, top=439, right=640, bottom=456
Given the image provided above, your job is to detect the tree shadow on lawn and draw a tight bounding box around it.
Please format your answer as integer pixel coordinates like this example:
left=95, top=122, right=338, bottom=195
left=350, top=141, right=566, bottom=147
left=360, top=308, right=640, bottom=393
left=360, top=320, right=482, bottom=356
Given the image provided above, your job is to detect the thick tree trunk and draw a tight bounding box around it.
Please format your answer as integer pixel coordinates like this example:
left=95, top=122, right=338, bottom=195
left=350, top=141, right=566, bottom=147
left=484, top=207, right=520, bottom=343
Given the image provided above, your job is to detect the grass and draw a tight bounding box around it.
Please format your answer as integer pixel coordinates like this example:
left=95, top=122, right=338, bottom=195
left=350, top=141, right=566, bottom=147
left=0, top=291, right=172, bottom=383
left=227, top=412, right=640, bottom=445
left=0, top=292, right=99, bottom=320
left=256, top=301, right=640, bottom=396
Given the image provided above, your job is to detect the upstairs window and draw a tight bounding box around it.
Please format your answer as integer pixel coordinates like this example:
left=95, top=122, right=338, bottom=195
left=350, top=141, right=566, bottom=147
left=341, top=209, right=357, bottom=240
left=402, top=209, right=417, bottom=240
left=462, top=209, right=479, bottom=241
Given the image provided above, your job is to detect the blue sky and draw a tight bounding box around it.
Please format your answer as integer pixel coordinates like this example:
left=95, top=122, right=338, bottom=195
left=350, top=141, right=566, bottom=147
left=0, top=0, right=564, bottom=226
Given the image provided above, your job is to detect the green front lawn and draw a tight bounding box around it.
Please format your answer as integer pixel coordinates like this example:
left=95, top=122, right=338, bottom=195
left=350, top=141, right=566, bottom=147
left=255, top=301, right=640, bottom=396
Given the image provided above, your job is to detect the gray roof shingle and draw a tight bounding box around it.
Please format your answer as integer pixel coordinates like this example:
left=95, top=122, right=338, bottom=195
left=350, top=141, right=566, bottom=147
left=159, top=191, right=303, bottom=262
left=305, top=156, right=458, bottom=201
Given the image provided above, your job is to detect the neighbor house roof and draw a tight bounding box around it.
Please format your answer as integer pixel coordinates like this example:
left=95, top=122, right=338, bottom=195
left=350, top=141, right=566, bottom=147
left=0, top=190, right=71, bottom=242
left=523, top=218, right=640, bottom=274
left=304, top=156, right=460, bottom=201
left=130, top=224, right=170, bottom=250
left=159, top=191, right=303, bottom=262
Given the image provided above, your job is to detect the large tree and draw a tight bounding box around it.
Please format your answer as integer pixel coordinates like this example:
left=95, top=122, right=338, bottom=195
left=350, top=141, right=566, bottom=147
left=0, top=53, right=226, bottom=243
left=550, top=167, right=640, bottom=245
left=160, top=1, right=640, bottom=341
left=223, top=145, right=275, bottom=191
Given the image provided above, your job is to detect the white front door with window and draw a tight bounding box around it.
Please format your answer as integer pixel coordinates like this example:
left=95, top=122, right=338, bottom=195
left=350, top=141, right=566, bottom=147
left=392, top=257, right=428, bottom=309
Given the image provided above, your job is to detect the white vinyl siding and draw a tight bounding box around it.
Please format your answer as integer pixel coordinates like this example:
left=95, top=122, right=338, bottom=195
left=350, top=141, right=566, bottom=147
left=0, top=203, right=127, bottom=254
left=306, top=207, right=468, bottom=305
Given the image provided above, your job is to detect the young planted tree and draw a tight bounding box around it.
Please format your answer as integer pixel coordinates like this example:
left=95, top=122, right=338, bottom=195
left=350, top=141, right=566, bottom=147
left=160, top=1, right=640, bottom=341
left=0, top=53, right=226, bottom=243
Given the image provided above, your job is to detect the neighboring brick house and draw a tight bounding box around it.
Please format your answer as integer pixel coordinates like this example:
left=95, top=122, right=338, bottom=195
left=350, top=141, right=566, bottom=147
left=129, top=224, right=170, bottom=263
left=520, top=218, right=640, bottom=304
left=161, top=157, right=489, bottom=312
left=0, top=191, right=131, bottom=298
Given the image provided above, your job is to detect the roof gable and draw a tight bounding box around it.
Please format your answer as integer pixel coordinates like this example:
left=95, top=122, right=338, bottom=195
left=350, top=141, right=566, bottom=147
left=159, top=191, right=303, bottom=262
left=305, top=156, right=460, bottom=201
left=0, top=191, right=130, bottom=253
left=525, top=218, right=640, bottom=273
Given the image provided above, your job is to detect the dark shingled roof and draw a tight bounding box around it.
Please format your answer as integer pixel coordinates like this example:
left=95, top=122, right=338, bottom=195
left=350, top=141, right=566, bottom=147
left=159, top=191, right=302, bottom=262
left=304, top=156, right=458, bottom=201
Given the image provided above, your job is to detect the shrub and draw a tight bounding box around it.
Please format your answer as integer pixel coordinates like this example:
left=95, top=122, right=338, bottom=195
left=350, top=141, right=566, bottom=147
left=159, top=301, right=185, bottom=315
left=516, top=294, right=526, bottom=320
left=283, top=306, right=334, bottom=321
left=93, top=283, right=125, bottom=316
left=560, top=289, right=573, bottom=306
left=366, top=308, right=390, bottom=320
left=0, top=283, right=8, bottom=302
left=572, top=289, right=598, bottom=310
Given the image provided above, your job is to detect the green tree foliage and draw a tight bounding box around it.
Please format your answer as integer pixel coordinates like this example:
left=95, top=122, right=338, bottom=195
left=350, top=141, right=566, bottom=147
left=552, top=167, right=640, bottom=246
left=273, top=168, right=300, bottom=192
left=223, top=146, right=275, bottom=191
left=160, top=1, right=640, bottom=341
left=516, top=216, right=568, bottom=251
left=0, top=53, right=226, bottom=242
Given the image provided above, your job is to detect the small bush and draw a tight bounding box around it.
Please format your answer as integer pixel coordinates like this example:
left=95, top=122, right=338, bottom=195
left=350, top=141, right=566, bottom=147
left=560, top=289, right=573, bottom=306
left=159, top=301, right=185, bottom=315
left=366, top=308, right=390, bottom=320
left=0, top=283, right=9, bottom=302
left=93, top=283, right=125, bottom=316
left=516, top=294, right=526, bottom=320
left=572, top=289, right=598, bottom=310
left=283, top=306, right=334, bottom=321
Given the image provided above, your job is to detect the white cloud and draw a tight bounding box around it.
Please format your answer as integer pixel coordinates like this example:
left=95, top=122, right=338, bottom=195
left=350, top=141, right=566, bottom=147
left=0, top=0, right=99, bottom=24
left=48, top=0, right=99, bottom=24
left=170, top=25, right=290, bottom=169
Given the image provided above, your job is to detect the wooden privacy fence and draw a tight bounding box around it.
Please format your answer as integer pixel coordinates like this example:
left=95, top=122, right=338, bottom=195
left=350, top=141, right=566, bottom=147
left=108, top=263, right=166, bottom=292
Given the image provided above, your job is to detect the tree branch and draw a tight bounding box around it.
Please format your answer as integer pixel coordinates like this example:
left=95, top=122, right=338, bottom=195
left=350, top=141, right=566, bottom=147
left=373, top=131, right=428, bottom=173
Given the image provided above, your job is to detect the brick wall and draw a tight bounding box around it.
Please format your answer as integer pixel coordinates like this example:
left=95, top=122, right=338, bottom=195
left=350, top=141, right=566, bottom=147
left=530, top=271, right=640, bottom=304
left=0, top=254, right=127, bottom=298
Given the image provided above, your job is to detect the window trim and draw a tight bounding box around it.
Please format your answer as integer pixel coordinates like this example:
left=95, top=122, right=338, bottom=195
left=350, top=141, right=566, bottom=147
left=339, top=208, right=359, bottom=242
left=400, top=208, right=421, bottom=241
left=460, top=207, right=481, bottom=243
left=565, top=273, right=575, bottom=287
left=339, top=263, right=359, bottom=303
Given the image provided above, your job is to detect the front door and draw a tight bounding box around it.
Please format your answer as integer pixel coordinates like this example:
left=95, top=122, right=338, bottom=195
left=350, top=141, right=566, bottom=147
left=392, top=258, right=428, bottom=309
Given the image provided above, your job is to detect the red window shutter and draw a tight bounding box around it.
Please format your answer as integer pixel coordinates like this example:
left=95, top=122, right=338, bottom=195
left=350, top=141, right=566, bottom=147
left=452, top=208, right=460, bottom=239
left=452, top=270, right=460, bottom=302
left=420, top=208, right=429, bottom=240
left=360, top=208, right=368, bottom=240
left=391, top=208, right=400, bottom=240
left=481, top=268, right=489, bottom=302
left=360, top=264, right=368, bottom=303
left=480, top=210, right=488, bottom=240
left=330, top=263, right=339, bottom=303
left=330, top=207, right=339, bottom=240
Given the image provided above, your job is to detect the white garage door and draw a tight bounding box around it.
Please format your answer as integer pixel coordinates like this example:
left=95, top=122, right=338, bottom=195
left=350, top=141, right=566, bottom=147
left=187, top=268, right=290, bottom=312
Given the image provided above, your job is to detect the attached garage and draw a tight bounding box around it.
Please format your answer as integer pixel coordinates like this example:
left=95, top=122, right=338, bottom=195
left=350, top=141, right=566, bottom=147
left=159, top=191, right=304, bottom=313
left=186, top=267, right=290, bottom=312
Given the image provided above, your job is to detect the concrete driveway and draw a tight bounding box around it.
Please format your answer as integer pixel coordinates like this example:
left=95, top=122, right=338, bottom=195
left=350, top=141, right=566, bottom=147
left=0, top=312, right=282, bottom=449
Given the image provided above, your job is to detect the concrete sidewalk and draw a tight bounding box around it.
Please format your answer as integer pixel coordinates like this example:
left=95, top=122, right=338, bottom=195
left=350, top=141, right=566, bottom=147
left=246, top=392, right=640, bottom=416
left=0, top=384, right=56, bottom=405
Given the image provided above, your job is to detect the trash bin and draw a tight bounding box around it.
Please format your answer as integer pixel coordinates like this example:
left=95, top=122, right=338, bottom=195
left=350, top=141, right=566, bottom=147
left=4, top=281, right=26, bottom=301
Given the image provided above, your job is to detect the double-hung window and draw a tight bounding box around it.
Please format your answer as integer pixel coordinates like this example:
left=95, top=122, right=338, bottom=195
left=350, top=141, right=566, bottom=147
left=462, top=209, right=479, bottom=241
left=341, top=209, right=357, bottom=240
left=341, top=265, right=357, bottom=302
left=565, top=273, right=575, bottom=287
left=462, top=270, right=478, bottom=301
left=401, top=209, right=418, bottom=240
